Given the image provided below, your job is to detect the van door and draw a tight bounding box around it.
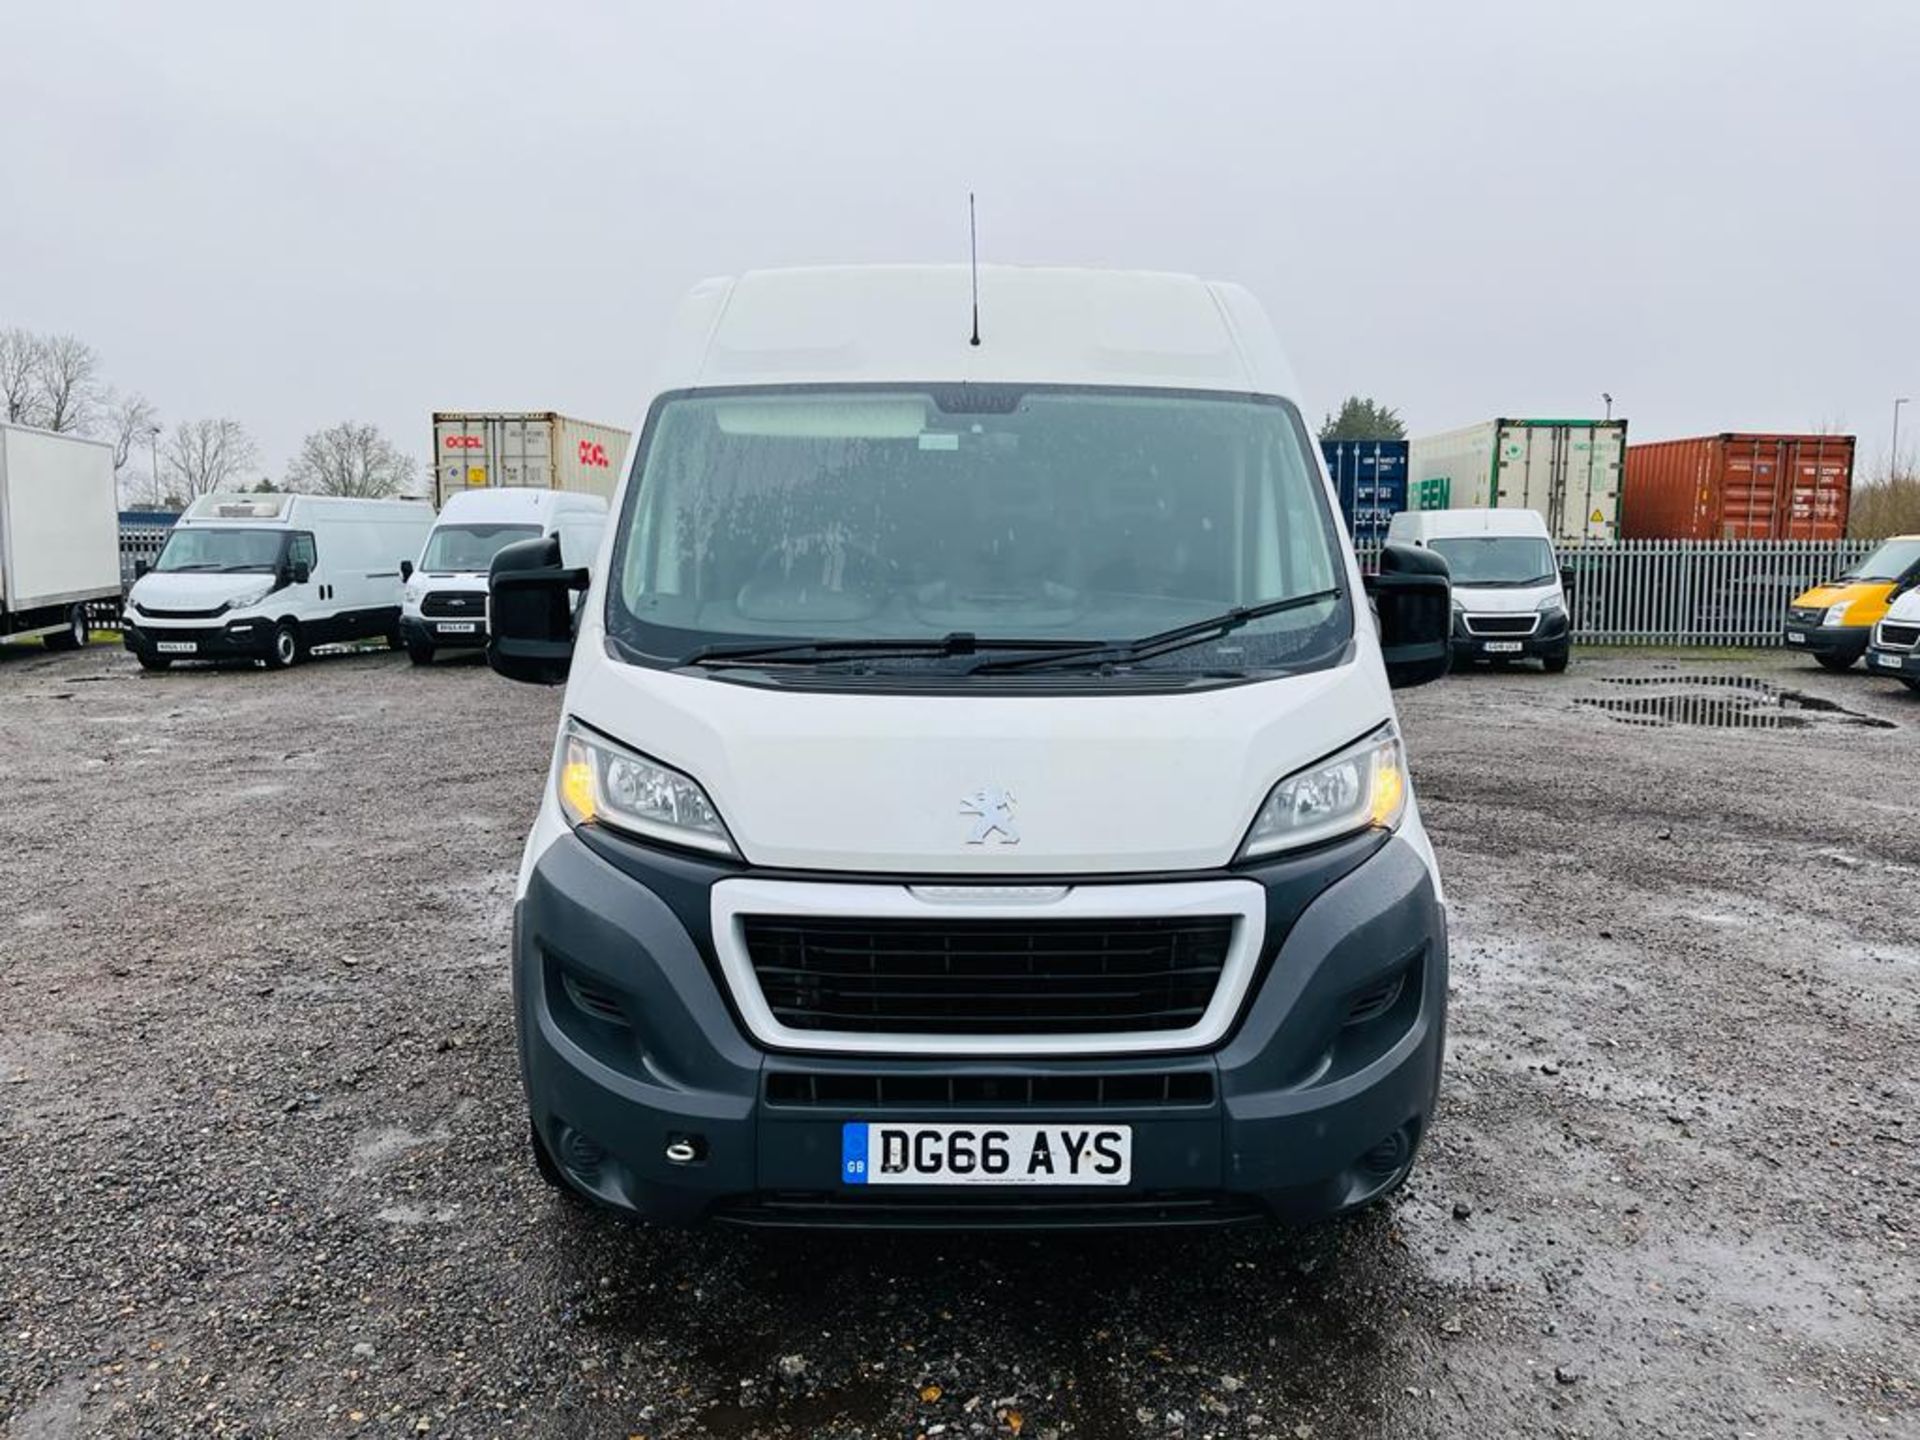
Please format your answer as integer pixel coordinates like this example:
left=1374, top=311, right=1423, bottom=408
left=286, top=531, right=321, bottom=625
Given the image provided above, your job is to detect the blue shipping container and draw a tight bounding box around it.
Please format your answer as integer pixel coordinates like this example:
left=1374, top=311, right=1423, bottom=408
left=1320, top=439, right=1409, bottom=545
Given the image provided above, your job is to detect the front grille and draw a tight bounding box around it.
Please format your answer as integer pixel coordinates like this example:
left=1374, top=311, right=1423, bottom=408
left=764, top=1070, right=1214, bottom=1109
left=712, top=1191, right=1264, bottom=1230
left=421, top=591, right=486, bottom=618
left=1788, top=606, right=1825, bottom=627
left=135, top=603, right=226, bottom=620
left=741, top=915, right=1235, bottom=1035
left=1462, top=613, right=1538, bottom=636
left=1877, top=621, right=1920, bottom=650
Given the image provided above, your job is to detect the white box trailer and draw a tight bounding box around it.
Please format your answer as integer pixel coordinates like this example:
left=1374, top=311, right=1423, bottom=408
left=1407, top=419, right=1626, bottom=543
left=431, top=412, right=630, bottom=508
left=0, top=422, right=122, bottom=650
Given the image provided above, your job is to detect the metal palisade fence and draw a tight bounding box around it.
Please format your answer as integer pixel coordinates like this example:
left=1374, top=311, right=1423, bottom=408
left=1353, top=538, right=1876, bottom=648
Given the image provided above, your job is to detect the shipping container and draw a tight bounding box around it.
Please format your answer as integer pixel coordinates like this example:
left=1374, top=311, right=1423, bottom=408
left=1, top=422, right=122, bottom=648
left=1320, top=438, right=1408, bottom=546
left=1622, top=433, right=1854, bottom=541
left=1407, top=419, right=1625, bottom=543
left=431, top=412, right=630, bottom=508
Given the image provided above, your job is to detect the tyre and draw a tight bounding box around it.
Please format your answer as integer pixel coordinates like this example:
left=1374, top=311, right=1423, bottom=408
left=136, top=652, right=172, bottom=672
left=529, top=1121, right=569, bottom=1191
left=265, top=621, right=301, bottom=670
left=1814, top=651, right=1855, bottom=673
left=385, top=621, right=405, bottom=651
left=42, top=605, right=88, bottom=652
left=1903, top=678, right=1920, bottom=694
left=1542, top=651, right=1570, bottom=674
left=407, top=639, right=435, bottom=666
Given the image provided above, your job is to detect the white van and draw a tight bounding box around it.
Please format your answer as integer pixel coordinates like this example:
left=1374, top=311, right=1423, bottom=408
left=123, top=492, right=433, bottom=671
left=1866, top=581, right=1920, bottom=692
left=484, top=265, right=1453, bottom=1228
left=399, top=487, right=607, bottom=664
left=1386, top=508, right=1573, bottom=672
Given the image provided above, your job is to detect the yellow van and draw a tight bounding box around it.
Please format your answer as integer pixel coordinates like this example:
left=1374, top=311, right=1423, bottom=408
left=1783, top=534, right=1920, bottom=670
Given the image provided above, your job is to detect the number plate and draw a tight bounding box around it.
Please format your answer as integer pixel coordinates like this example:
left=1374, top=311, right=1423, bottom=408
left=1483, top=640, right=1524, bottom=653
left=156, top=641, right=198, bottom=654
left=1786, top=631, right=1806, bottom=644
left=842, top=1122, right=1131, bottom=1186
left=437, top=621, right=477, bottom=634
left=1877, top=652, right=1902, bottom=668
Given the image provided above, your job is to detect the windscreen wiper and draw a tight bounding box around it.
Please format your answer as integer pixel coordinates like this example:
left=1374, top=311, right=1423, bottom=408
left=679, top=632, right=1095, bottom=669
left=966, top=587, right=1343, bottom=675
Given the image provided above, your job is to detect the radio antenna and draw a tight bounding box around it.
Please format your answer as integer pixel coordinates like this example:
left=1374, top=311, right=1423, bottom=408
left=968, top=192, right=981, bottom=347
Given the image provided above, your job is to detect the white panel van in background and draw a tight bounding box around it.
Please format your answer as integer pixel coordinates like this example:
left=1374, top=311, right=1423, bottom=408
left=1386, top=508, right=1573, bottom=672
left=122, top=493, right=434, bottom=671
left=399, top=488, right=608, bottom=665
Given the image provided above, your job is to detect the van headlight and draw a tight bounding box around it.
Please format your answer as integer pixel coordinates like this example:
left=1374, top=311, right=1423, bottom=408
left=1240, top=724, right=1407, bottom=858
left=229, top=584, right=274, bottom=611
left=1824, top=602, right=1850, bottom=627
left=1536, top=594, right=1566, bottom=619
left=556, top=719, right=737, bottom=856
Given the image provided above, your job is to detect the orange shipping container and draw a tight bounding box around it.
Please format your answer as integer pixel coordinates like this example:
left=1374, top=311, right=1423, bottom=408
left=1622, top=433, right=1854, bottom=541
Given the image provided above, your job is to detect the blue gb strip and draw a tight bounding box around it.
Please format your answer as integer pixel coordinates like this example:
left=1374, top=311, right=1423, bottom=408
left=841, top=1123, right=868, bottom=1185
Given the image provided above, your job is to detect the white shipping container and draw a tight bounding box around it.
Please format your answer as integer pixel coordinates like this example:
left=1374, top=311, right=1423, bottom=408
left=1407, top=419, right=1625, bottom=543
left=431, top=412, right=630, bottom=507
left=0, top=422, right=121, bottom=624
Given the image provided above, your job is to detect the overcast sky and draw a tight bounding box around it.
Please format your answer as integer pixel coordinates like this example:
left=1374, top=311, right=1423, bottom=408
left=3, top=1, right=1917, bottom=489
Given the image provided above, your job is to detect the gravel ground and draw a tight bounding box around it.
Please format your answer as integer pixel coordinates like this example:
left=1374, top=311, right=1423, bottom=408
left=1, top=641, right=1916, bottom=1439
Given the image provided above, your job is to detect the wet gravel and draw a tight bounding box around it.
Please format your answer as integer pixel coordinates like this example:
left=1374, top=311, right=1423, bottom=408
left=1, top=642, right=1916, bottom=1438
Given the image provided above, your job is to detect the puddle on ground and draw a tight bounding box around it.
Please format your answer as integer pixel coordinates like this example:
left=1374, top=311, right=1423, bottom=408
left=1580, top=676, right=1896, bottom=731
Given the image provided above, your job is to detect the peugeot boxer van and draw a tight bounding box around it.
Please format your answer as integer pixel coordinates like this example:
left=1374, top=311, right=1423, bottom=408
left=1784, top=534, right=1920, bottom=670
left=1387, top=508, right=1573, bottom=672
left=399, top=487, right=607, bottom=664
left=123, top=493, right=432, bottom=670
left=485, top=266, right=1453, bottom=1228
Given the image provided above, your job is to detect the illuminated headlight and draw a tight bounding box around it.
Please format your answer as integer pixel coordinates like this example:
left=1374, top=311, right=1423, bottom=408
left=1823, top=602, right=1850, bottom=627
left=1240, top=724, right=1408, bottom=858
left=556, top=719, right=736, bottom=856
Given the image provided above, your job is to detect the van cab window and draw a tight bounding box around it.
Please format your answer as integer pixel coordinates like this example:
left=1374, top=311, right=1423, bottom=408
left=1845, top=537, right=1920, bottom=583
left=421, top=522, right=540, bottom=572
left=153, top=527, right=286, bottom=574
left=1426, top=536, right=1556, bottom=587
left=608, top=385, right=1348, bottom=678
left=288, top=533, right=318, bottom=570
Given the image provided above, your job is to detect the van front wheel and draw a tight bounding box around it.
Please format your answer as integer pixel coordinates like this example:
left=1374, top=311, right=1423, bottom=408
left=407, top=639, right=435, bottom=666
left=266, top=622, right=301, bottom=670
left=1542, top=650, right=1570, bottom=674
left=1815, top=652, right=1856, bottom=673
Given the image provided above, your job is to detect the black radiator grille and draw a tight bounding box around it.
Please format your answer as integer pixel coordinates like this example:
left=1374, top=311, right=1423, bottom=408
left=742, top=915, right=1235, bottom=1035
left=1878, top=621, right=1920, bottom=649
left=421, top=591, right=486, bottom=618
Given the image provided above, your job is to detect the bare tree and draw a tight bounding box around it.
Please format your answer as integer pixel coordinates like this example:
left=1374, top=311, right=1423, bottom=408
left=0, top=328, right=40, bottom=424
left=284, top=421, right=414, bottom=498
left=32, top=334, right=101, bottom=433
left=163, top=418, right=260, bottom=501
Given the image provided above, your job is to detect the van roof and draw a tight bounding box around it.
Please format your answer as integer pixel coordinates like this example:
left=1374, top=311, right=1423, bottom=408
left=654, top=265, right=1302, bottom=400
left=1389, top=508, right=1553, bottom=540
left=437, top=487, right=606, bottom=521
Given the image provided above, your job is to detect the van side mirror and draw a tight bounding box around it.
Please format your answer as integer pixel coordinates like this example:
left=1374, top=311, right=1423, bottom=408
left=134, top=560, right=151, bottom=579
left=1364, top=543, right=1452, bottom=689
left=488, top=534, right=589, bottom=685
left=290, top=560, right=311, bottom=586
left=1559, top=564, right=1576, bottom=595
left=400, top=559, right=413, bottom=583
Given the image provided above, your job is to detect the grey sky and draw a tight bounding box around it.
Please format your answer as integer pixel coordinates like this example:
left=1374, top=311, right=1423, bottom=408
left=4, top=1, right=1917, bottom=488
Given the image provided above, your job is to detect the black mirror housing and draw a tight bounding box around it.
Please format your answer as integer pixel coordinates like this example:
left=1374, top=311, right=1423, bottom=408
left=134, top=560, right=151, bottom=579
left=1365, top=543, right=1452, bottom=689
left=290, top=560, right=311, bottom=586
left=488, top=534, right=589, bottom=685
left=400, top=559, right=413, bottom=583
left=1559, top=564, right=1576, bottom=594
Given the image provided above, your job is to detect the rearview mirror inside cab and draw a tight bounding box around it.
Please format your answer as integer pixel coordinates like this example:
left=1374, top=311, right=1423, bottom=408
left=1365, top=543, right=1451, bottom=689
left=488, top=534, right=589, bottom=686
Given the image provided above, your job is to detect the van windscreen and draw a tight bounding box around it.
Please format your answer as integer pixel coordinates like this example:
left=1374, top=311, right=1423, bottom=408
left=154, top=527, right=286, bottom=573
left=605, top=385, right=1349, bottom=677
left=1426, top=536, right=1556, bottom=588
left=421, top=523, right=541, bottom=573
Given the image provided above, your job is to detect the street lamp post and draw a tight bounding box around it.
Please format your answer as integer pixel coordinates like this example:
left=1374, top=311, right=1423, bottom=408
left=1602, top=392, right=1614, bottom=422
left=145, top=425, right=162, bottom=505
left=1895, top=398, right=1911, bottom=480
